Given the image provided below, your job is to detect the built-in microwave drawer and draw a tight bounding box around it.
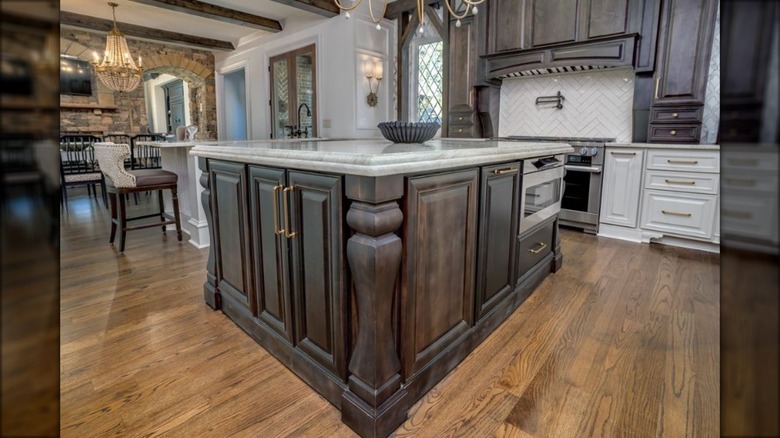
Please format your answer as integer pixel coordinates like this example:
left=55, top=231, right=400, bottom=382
left=646, top=150, right=720, bottom=173
left=648, top=124, right=700, bottom=143
left=516, top=220, right=554, bottom=282
left=643, top=170, right=719, bottom=195
left=650, top=106, right=703, bottom=124
left=640, top=190, right=717, bottom=240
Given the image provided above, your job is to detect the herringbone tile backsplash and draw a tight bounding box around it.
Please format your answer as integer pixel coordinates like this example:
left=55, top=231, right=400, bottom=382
left=499, top=68, right=635, bottom=141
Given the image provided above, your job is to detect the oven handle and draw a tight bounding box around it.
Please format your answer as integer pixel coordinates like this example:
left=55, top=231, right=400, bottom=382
left=564, top=165, right=602, bottom=174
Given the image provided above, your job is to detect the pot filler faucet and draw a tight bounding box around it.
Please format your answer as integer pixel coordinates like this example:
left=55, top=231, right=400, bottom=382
left=286, top=103, right=312, bottom=138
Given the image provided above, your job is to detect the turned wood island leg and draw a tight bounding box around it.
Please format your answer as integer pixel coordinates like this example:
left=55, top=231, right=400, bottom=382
left=198, top=157, right=220, bottom=309
left=342, top=175, right=408, bottom=438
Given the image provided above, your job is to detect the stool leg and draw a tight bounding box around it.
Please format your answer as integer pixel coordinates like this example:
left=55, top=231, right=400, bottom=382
left=158, top=189, right=166, bottom=233
left=109, top=192, right=118, bottom=243
left=171, top=186, right=182, bottom=242
left=118, top=191, right=127, bottom=252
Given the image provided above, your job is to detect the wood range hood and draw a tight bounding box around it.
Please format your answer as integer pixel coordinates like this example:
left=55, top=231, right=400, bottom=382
left=481, top=34, right=638, bottom=80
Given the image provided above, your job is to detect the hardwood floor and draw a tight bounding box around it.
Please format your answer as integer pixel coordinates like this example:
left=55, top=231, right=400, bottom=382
left=60, top=190, right=720, bottom=437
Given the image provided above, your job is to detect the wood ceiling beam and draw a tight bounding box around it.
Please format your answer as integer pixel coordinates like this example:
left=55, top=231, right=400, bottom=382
left=127, top=0, right=282, bottom=33
left=60, top=11, right=235, bottom=51
left=384, top=0, right=440, bottom=19
left=267, top=0, right=339, bottom=18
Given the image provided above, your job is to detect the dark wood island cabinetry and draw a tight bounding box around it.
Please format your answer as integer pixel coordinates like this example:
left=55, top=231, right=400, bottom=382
left=191, top=139, right=572, bottom=437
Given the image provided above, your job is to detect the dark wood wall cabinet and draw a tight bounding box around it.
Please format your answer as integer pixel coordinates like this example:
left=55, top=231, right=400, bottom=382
left=198, top=156, right=562, bottom=437
left=448, top=14, right=481, bottom=137
left=647, top=0, right=717, bottom=143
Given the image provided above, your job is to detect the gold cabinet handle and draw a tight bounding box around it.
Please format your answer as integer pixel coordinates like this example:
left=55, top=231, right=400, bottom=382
left=654, top=76, right=660, bottom=99
left=458, top=116, right=463, bottom=121
left=611, top=151, right=636, bottom=155
left=528, top=242, right=548, bottom=254
left=672, top=112, right=679, bottom=118
left=493, top=167, right=518, bottom=175
left=469, top=89, right=475, bottom=108
left=457, top=128, right=463, bottom=133
left=272, top=184, right=285, bottom=235
left=662, top=210, right=692, bottom=217
left=667, top=159, right=698, bottom=165
left=670, top=130, right=677, bottom=136
left=724, top=178, right=756, bottom=187
left=283, top=186, right=296, bottom=239
left=664, top=179, right=696, bottom=185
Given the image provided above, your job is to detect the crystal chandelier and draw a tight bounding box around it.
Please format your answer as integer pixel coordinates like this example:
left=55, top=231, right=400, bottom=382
left=92, top=2, right=142, bottom=93
left=333, top=0, right=485, bottom=30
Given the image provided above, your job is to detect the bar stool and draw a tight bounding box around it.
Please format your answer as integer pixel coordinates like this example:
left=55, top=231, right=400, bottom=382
left=94, top=143, right=182, bottom=252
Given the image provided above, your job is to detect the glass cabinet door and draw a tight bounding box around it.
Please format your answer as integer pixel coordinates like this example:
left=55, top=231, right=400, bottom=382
left=271, top=58, right=289, bottom=139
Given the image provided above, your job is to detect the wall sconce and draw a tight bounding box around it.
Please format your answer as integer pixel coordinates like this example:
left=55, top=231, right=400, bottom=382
left=364, top=59, right=383, bottom=107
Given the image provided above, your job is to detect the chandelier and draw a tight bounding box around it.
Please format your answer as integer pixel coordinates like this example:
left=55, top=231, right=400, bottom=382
left=92, top=2, right=142, bottom=93
left=333, top=0, right=485, bottom=30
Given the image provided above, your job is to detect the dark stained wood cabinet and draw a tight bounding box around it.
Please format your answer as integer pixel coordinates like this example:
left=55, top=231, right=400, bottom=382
left=286, top=171, right=347, bottom=379
left=648, top=0, right=717, bottom=142
left=448, top=15, right=480, bottom=138
left=210, top=160, right=255, bottom=314
left=475, top=162, right=521, bottom=321
left=529, top=0, right=579, bottom=47
left=403, top=168, right=478, bottom=377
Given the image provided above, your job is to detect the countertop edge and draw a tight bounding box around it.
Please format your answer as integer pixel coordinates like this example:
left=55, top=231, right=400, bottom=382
left=610, top=142, right=720, bottom=150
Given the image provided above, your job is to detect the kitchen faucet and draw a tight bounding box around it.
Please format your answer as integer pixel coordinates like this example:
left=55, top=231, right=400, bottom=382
left=287, top=103, right=312, bottom=138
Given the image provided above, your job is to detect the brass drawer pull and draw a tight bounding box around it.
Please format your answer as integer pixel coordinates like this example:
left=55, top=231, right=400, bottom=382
left=283, top=186, right=297, bottom=239
left=664, top=179, right=696, bottom=185
left=611, top=151, right=636, bottom=155
left=724, top=178, right=756, bottom=187
left=667, top=159, right=698, bottom=165
left=493, top=167, right=518, bottom=175
left=670, top=130, right=677, bottom=136
left=662, top=210, right=692, bottom=217
left=672, top=112, right=679, bottom=118
left=727, top=158, right=759, bottom=166
left=723, top=210, right=752, bottom=219
left=272, top=184, right=285, bottom=235
left=528, top=242, right=548, bottom=254
left=654, top=76, right=660, bottom=99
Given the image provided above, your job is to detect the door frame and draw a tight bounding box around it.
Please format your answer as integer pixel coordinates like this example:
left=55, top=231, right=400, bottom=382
left=217, top=60, right=252, bottom=140
left=267, top=43, right=319, bottom=139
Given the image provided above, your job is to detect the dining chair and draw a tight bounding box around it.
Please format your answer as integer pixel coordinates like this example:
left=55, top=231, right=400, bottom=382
left=130, top=134, right=164, bottom=169
left=59, top=134, right=107, bottom=208
left=93, top=142, right=182, bottom=252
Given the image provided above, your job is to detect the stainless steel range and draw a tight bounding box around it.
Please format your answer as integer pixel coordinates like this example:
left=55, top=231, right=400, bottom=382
left=498, top=136, right=615, bottom=234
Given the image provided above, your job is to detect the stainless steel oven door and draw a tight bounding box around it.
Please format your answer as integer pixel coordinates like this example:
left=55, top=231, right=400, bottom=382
left=560, top=164, right=603, bottom=228
left=520, top=165, right=564, bottom=235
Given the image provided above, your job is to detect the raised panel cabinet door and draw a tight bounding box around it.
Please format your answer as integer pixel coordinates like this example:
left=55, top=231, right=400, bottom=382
left=248, top=166, right=293, bottom=343
left=210, top=160, right=255, bottom=314
left=403, top=169, right=479, bottom=378
left=488, top=0, right=525, bottom=53
left=475, top=162, right=520, bottom=321
left=600, top=149, right=644, bottom=228
left=448, top=15, right=477, bottom=114
left=651, top=0, right=717, bottom=106
left=286, top=171, right=346, bottom=378
left=529, top=0, right=579, bottom=47
left=585, top=0, right=631, bottom=39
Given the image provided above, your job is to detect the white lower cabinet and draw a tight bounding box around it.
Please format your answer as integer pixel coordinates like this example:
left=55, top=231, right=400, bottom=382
left=640, top=190, right=716, bottom=239
left=599, top=146, right=720, bottom=252
left=600, top=149, right=644, bottom=227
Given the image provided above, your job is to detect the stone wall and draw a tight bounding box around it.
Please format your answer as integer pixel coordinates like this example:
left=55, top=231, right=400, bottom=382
left=60, top=29, right=217, bottom=139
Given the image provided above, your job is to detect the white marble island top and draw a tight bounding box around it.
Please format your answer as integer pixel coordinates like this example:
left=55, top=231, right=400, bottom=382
left=189, top=138, right=574, bottom=177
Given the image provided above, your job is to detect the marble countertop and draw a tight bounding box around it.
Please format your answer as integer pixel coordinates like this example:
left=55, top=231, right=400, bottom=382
left=188, top=138, right=574, bottom=177
left=611, top=142, right=720, bottom=150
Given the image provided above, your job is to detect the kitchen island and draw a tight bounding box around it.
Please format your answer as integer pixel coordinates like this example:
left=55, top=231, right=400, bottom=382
left=190, top=138, right=573, bottom=437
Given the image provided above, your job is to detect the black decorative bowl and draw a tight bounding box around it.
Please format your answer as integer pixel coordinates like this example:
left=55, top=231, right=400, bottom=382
left=377, top=121, right=440, bottom=143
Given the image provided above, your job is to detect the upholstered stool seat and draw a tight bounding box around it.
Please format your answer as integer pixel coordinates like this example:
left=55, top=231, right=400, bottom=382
left=94, top=143, right=182, bottom=252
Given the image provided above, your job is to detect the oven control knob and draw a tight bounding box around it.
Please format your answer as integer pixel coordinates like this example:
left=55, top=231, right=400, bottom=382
left=590, top=148, right=599, bottom=156
left=579, top=147, right=588, bottom=155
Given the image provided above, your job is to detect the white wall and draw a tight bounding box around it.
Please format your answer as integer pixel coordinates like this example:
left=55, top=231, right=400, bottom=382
left=499, top=68, right=635, bottom=142
left=214, top=3, right=396, bottom=140
left=143, top=73, right=191, bottom=134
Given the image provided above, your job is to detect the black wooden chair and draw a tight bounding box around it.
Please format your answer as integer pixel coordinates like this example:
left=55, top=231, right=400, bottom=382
left=59, top=134, right=107, bottom=208
left=130, top=134, right=164, bottom=169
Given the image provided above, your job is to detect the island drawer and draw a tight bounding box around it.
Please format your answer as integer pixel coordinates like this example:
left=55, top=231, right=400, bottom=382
left=643, top=170, right=719, bottom=195
left=646, top=149, right=720, bottom=173
left=516, top=220, right=554, bottom=281
left=640, top=190, right=716, bottom=240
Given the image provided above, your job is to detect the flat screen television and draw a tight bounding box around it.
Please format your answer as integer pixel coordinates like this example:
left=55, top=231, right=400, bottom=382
left=60, top=56, right=92, bottom=96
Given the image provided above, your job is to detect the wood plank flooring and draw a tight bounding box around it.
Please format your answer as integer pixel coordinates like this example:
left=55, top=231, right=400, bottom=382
left=60, top=190, right=720, bottom=437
